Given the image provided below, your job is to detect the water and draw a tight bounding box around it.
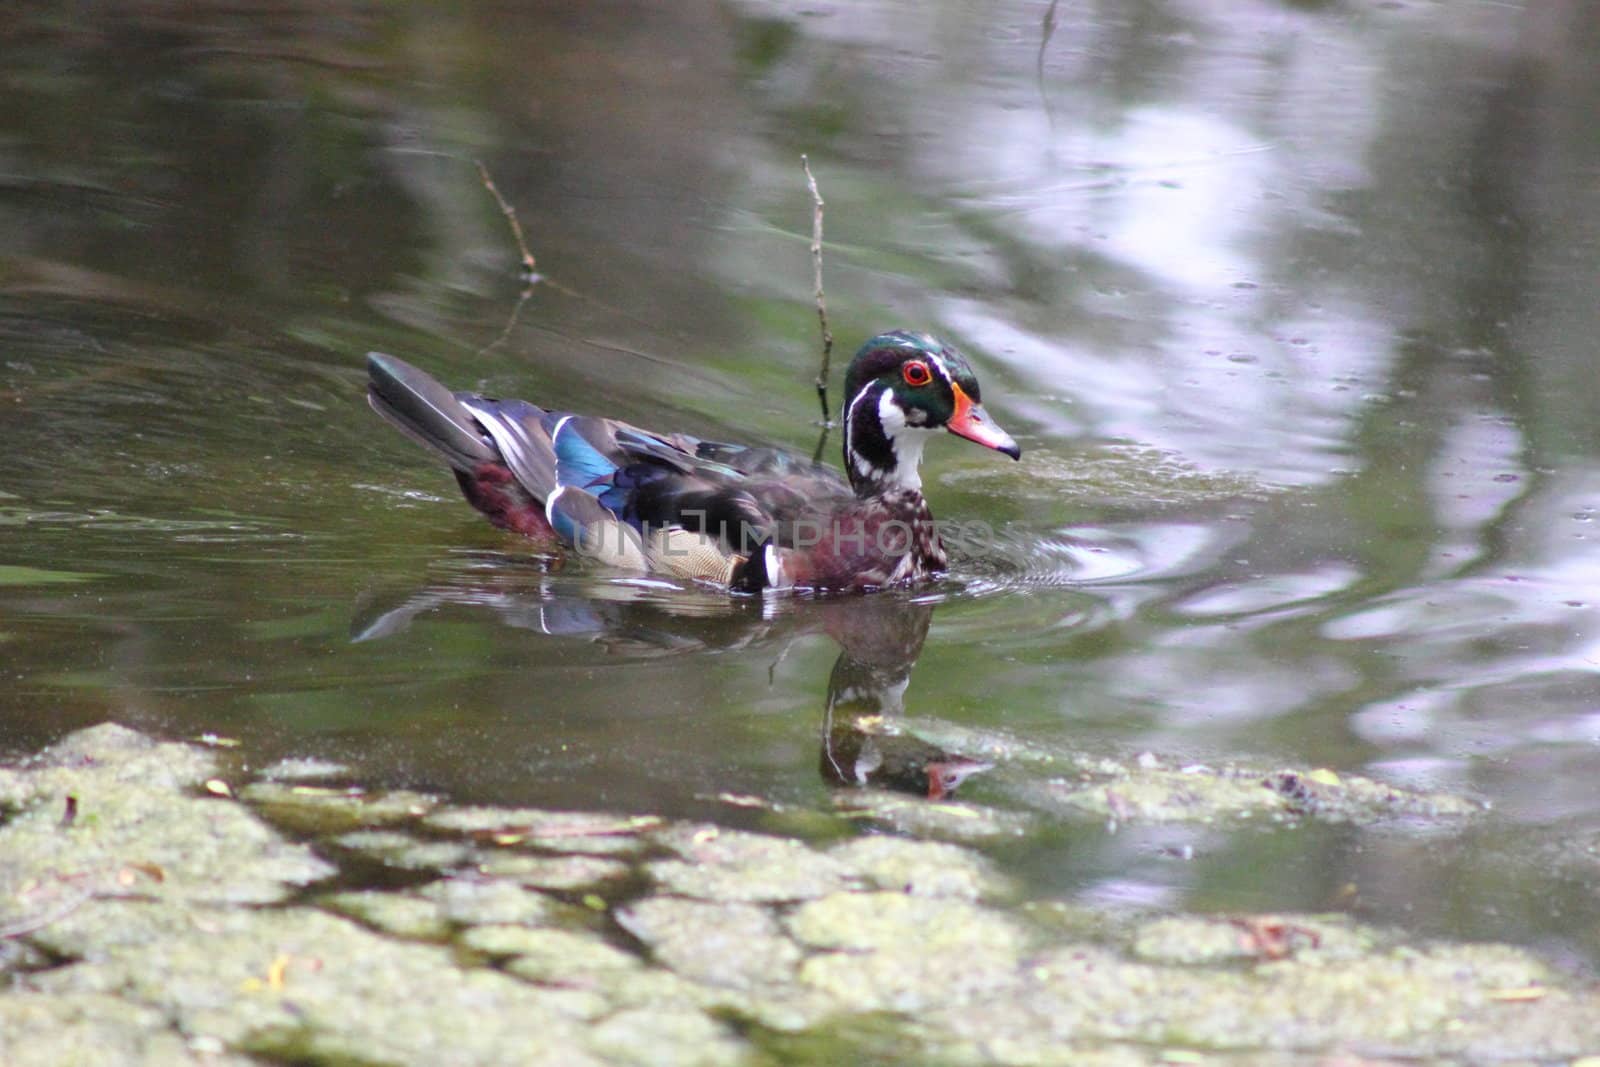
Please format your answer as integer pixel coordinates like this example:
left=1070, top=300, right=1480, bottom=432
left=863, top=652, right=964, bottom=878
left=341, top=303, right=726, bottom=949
left=5, top=1, right=1600, bottom=969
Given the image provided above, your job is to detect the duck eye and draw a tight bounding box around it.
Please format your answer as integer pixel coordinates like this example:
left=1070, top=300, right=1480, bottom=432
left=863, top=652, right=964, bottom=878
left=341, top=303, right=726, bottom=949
left=902, top=361, right=932, bottom=387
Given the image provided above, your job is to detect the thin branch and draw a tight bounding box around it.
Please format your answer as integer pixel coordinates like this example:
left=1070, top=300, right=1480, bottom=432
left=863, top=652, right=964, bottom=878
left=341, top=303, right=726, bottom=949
left=0, top=886, right=93, bottom=940
left=389, top=148, right=688, bottom=362
left=470, top=157, right=540, bottom=357
left=801, top=155, right=834, bottom=426
left=1037, top=0, right=1061, bottom=135
left=809, top=424, right=831, bottom=469
left=474, top=282, right=534, bottom=358
left=473, top=158, right=537, bottom=276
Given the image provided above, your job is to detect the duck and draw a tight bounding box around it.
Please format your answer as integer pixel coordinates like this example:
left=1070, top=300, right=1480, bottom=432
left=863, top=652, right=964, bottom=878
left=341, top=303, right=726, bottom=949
left=366, top=331, right=1020, bottom=592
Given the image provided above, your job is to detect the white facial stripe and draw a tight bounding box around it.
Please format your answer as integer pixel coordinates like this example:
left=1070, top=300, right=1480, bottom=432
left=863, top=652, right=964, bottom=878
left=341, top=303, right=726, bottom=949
left=843, top=381, right=876, bottom=476
left=927, top=354, right=978, bottom=413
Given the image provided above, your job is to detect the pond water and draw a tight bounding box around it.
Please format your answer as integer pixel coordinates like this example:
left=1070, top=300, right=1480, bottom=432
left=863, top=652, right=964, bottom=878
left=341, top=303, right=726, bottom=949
left=4, top=1, right=1600, bottom=972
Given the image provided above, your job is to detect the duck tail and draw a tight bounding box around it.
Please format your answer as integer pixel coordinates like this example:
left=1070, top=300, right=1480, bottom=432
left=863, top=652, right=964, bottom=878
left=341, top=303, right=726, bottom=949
left=366, top=352, right=496, bottom=473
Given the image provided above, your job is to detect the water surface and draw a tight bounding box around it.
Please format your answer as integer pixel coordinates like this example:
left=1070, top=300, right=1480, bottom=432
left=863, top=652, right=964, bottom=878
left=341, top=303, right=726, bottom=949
left=4, top=1, right=1600, bottom=970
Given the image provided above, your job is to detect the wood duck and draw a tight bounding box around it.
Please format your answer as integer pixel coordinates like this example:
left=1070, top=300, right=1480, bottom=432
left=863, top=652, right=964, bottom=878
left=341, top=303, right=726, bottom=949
left=366, top=331, right=1020, bottom=592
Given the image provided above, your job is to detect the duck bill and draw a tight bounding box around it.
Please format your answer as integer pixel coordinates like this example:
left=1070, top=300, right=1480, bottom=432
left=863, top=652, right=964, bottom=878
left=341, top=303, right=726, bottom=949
left=947, top=384, right=1021, bottom=459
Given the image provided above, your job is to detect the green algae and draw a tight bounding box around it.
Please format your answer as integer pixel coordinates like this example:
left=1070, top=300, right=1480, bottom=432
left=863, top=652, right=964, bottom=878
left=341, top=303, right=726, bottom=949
left=1034, top=762, right=1480, bottom=826
left=240, top=780, right=438, bottom=835
left=832, top=787, right=1037, bottom=840
left=1129, top=914, right=1379, bottom=966
left=618, top=896, right=802, bottom=988
left=27, top=902, right=605, bottom=1067
left=416, top=875, right=554, bottom=926
left=883, top=717, right=1481, bottom=828
left=474, top=850, right=633, bottom=890
left=0, top=724, right=332, bottom=914
left=788, top=891, right=1033, bottom=1013
left=589, top=1006, right=745, bottom=1067
left=318, top=889, right=453, bottom=941
left=333, top=827, right=474, bottom=870
left=825, top=834, right=1013, bottom=900
left=3, top=723, right=1597, bottom=1067
left=0, top=563, right=104, bottom=586
left=424, top=805, right=662, bottom=855
left=256, top=756, right=352, bottom=782
left=937, top=938, right=1586, bottom=1059
left=0, top=990, right=256, bottom=1067
left=476, top=925, right=641, bottom=974
left=477, top=924, right=748, bottom=1024
left=940, top=443, right=1270, bottom=509
left=646, top=823, right=861, bottom=902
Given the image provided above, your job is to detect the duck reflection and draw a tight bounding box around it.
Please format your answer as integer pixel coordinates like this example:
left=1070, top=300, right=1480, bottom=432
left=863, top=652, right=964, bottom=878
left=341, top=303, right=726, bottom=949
left=352, top=560, right=990, bottom=799
left=815, top=596, right=992, bottom=799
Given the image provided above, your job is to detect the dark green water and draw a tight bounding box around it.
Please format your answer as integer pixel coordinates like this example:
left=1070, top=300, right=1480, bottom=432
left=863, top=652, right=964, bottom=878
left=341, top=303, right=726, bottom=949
left=5, top=2, right=1600, bottom=967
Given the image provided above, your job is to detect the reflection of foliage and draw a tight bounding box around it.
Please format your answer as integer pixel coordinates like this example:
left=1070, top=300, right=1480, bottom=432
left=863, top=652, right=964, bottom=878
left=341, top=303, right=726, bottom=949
left=734, top=16, right=799, bottom=76
left=0, top=5, right=425, bottom=304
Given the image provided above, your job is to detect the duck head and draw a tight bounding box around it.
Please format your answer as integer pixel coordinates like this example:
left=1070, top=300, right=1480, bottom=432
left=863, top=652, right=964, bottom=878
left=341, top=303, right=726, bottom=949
left=841, top=331, right=1020, bottom=496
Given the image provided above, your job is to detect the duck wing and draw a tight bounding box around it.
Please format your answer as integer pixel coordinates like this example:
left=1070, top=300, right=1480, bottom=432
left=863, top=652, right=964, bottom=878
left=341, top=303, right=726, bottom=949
left=465, top=397, right=857, bottom=553
left=368, top=352, right=853, bottom=570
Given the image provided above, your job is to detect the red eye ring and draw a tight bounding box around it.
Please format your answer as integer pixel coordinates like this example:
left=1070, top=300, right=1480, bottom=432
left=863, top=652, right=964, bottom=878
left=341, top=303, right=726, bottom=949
left=902, top=360, right=932, bottom=387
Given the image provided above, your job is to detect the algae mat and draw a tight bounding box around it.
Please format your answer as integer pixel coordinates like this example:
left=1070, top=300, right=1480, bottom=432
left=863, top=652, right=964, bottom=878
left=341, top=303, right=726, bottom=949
left=2, top=724, right=1597, bottom=1066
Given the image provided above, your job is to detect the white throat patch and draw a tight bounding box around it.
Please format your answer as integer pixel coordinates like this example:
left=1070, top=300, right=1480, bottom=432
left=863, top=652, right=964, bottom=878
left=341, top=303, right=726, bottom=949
left=876, top=388, right=936, bottom=492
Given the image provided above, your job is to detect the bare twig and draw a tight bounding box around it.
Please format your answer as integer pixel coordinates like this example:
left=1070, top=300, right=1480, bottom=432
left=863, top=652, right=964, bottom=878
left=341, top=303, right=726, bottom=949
left=801, top=155, right=834, bottom=426
left=470, top=157, right=539, bottom=357
left=473, top=158, right=537, bottom=276
left=810, top=425, right=831, bottom=469
left=0, top=885, right=93, bottom=940
left=391, top=148, right=695, bottom=367
left=474, top=281, right=535, bottom=358
left=1037, top=0, right=1061, bottom=135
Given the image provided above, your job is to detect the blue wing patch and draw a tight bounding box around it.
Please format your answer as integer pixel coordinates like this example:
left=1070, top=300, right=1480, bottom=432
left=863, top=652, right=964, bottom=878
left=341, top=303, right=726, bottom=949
left=547, top=415, right=620, bottom=491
